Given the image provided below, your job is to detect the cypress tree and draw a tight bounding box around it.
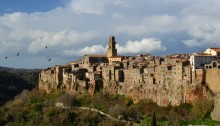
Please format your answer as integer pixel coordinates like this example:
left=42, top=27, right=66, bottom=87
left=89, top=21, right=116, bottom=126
left=151, top=111, right=157, bottom=126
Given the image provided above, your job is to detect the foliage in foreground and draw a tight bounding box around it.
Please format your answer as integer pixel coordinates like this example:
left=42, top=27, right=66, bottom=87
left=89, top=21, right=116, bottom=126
left=0, top=88, right=219, bottom=126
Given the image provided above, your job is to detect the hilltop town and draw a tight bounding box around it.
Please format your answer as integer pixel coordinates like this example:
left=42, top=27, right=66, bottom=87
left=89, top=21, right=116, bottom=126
left=39, top=36, right=220, bottom=120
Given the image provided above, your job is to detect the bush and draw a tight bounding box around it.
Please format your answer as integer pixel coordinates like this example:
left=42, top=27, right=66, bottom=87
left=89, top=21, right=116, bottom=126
left=191, top=99, right=214, bottom=119
left=108, top=104, right=126, bottom=118
left=55, top=93, right=81, bottom=107
left=5, top=114, right=14, bottom=122
left=125, top=98, right=133, bottom=107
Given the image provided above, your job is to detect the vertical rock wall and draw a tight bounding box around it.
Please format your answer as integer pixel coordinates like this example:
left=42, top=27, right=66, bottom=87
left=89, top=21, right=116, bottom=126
left=211, top=93, right=220, bottom=121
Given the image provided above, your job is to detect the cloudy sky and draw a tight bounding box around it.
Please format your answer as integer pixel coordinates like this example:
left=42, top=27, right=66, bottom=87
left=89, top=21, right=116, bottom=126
left=0, top=0, right=220, bottom=69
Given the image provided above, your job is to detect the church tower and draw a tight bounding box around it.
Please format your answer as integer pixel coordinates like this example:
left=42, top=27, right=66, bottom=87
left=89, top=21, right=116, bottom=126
left=107, top=36, right=117, bottom=58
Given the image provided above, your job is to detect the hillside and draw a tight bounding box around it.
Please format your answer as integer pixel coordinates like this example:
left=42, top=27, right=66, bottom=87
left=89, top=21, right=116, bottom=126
left=0, top=66, right=40, bottom=105
left=0, top=89, right=219, bottom=126
left=0, top=66, right=219, bottom=125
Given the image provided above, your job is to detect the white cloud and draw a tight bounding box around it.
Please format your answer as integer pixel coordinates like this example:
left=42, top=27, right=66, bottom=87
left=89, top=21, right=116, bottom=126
left=69, top=0, right=108, bottom=14
left=181, top=15, right=220, bottom=47
left=182, top=39, right=201, bottom=47
left=117, top=38, right=166, bottom=54
left=62, top=44, right=106, bottom=56
left=28, top=30, right=96, bottom=53
left=116, top=15, right=180, bottom=35
left=62, top=38, right=166, bottom=56
left=112, top=13, right=124, bottom=19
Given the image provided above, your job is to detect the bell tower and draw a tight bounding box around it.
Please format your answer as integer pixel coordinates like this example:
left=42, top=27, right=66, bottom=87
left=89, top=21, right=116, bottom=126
left=107, top=36, right=117, bottom=57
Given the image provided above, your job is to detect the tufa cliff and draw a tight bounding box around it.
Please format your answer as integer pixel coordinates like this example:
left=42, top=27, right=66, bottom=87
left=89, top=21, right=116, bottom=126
left=39, top=36, right=218, bottom=107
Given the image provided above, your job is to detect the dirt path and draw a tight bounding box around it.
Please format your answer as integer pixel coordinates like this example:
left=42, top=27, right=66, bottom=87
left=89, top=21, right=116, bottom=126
left=56, top=103, right=138, bottom=125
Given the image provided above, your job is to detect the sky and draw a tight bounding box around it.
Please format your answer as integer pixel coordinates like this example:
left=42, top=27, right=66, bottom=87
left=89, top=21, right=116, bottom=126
left=0, top=0, right=220, bottom=69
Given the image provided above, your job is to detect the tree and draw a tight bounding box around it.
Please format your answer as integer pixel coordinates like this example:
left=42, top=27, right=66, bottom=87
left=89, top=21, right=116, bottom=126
left=151, top=111, right=157, bottom=126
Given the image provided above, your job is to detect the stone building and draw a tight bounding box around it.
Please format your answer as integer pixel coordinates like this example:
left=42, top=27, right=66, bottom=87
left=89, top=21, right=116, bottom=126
left=39, top=65, right=65, bottom=93
left=204, top=48, right=220, bottom=56
left=81, top=54, right=108, bottom=68
left=123, top=67, right=144, bottom=83
left=189, top=53, right=219, bottom=71
left=102, top=65, right=121, bottom=82
left=154, top=64, right=172, bottom=84
left=173, top=60, right=190, bottom=81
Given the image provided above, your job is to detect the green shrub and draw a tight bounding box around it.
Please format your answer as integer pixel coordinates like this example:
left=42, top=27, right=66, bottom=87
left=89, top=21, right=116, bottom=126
left=125, top=98, right=133, bottom=107
left=191, top=99, right=214, bottom=119
left=108, top=104, right=126, bottom=118
left=5, top=114, right=14, bottom=122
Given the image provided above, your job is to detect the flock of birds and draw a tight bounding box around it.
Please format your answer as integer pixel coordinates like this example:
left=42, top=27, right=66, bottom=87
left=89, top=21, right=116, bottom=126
left=4, top=46, right=52, bottom=62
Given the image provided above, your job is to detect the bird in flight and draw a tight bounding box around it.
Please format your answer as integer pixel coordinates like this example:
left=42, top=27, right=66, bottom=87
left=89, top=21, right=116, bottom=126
left=17, top=53, right=19, bottom=56
left=48, top=58, right=51, bottom=62
left=45, top=46, right=47, bottom=49
left=5, top=56, right=7, bottom=59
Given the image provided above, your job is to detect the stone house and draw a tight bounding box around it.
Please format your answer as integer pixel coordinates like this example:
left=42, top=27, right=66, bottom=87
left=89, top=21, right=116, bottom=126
left=68, top=60, right=80, bottom=70
left=39, top=65, right=65, bottom=92
left=183, top=65, right=192, bottom=83
left=62, top=67, right=72, bottom=90
left=102, top=65, right=121, bottom=81
left=189, top=53, right=220, bottom=71
left=155, top=64, right=172, bottom=84
left=122, top=60, right=129, bottom=69
left=81, top=54, right=108, bottom=68
left=204, top=48, right=220, bottom=56
left=173, top=60, right=190, bottom=81
left=123, top=67, right=144, bottom=83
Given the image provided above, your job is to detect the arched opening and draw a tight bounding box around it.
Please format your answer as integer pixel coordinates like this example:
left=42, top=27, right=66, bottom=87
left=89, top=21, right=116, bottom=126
left=213, top=62, right=217, bottom=68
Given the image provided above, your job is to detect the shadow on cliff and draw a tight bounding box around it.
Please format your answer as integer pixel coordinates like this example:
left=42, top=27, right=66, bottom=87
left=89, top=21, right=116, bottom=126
left=0, top=69, right=40, bottom=105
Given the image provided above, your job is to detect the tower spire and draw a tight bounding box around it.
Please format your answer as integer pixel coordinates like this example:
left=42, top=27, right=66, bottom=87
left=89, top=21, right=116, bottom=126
left=107, top=36, right=117, bottom=57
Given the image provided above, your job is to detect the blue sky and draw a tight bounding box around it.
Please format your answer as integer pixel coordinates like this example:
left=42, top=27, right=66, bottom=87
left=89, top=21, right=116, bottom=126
left=0, top=0, right=220, bottom=69
left=0, top=0, right=65, bottom=14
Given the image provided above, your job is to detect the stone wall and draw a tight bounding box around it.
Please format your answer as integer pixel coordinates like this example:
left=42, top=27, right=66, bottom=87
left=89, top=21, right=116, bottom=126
left=211, top=93, right=220, bottom=120
left=205, top=69, right=220, bottom=94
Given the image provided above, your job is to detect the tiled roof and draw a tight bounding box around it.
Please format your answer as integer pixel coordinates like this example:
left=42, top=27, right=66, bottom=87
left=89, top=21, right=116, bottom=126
left=84, top=54, right=107, bottom=57
left=68, top=60, right=81, bottom=64
left=109, top=56, right=124, bottom=58
left=210, top=48, right=220, bottom=52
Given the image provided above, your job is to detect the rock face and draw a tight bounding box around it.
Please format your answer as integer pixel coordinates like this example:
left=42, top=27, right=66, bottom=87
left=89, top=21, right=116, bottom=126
left=39, top=63, right=213, bottom=107
left=211, top=93, right=220, bottom=121
left=102, top=78, right=213, bottom=106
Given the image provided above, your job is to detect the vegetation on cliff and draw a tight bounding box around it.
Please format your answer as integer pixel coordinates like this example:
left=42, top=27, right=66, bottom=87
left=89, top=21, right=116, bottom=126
left=0, top=87, right=219, bottom=126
